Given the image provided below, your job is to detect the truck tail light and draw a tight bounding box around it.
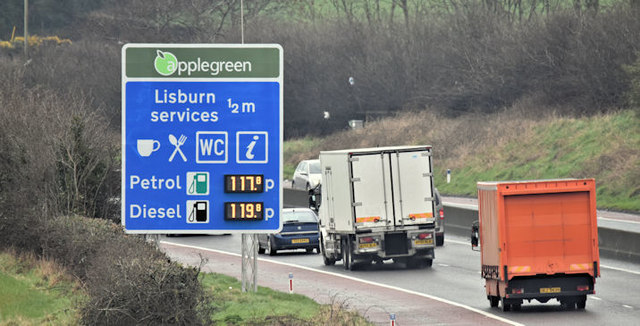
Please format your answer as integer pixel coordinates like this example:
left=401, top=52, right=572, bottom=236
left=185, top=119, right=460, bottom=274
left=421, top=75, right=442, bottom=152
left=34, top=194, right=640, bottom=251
left=359, top=237, right=375, bottom=244
left=577, top=285, right=589, bottom=291
left=439, top=208, right=444, bottom=219
left=418, top=233, right=433, bottom=240
left=511, top=288, right=524, bottom=294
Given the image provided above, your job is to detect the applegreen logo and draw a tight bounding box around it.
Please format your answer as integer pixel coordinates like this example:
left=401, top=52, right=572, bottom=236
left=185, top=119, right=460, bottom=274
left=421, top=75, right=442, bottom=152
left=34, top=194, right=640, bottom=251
left=154, top=50, right=178, bottom=76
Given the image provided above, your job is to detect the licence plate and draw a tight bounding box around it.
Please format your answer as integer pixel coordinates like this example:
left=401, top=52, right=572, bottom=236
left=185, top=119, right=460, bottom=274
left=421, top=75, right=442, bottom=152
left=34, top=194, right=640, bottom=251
left=415, top=239, right=434, bottom=245
left=291, top=238, right=309, bottom=244
left=540, top=287, right=561, bottom=293
left=359, top=243, right=377, bottom=249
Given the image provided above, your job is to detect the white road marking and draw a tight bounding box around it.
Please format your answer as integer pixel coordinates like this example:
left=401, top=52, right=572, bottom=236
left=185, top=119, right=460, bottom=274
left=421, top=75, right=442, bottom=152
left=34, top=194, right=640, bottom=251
left=161, top=241, right=523, bottom=326
left=591, top=296, right=602, bottom=301
left=442, top=201, right=478, bottom=210
left=598, top=217, right=640, bottom=225
left=623, top=305, right=634, bottom=309
left=445, top=239, right=470, bottom=246
left=437, top=263, right=450, bottom=267
left=600, top=265, right=640, bottom=276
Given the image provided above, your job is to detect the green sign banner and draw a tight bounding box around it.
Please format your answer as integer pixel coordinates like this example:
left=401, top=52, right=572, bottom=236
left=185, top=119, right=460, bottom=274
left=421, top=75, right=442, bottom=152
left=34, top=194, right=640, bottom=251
left=125, top=45, right=281, bottom=78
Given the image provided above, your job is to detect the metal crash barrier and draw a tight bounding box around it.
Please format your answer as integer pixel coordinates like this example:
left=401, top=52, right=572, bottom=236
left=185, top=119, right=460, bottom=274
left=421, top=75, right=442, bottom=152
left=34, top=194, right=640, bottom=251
left=283, top=188, right=640, bottom=263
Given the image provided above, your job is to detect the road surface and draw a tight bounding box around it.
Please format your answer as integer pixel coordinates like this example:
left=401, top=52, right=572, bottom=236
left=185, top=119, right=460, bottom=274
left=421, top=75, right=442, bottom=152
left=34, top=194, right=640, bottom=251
left=160, top=233, right=640, bottom=326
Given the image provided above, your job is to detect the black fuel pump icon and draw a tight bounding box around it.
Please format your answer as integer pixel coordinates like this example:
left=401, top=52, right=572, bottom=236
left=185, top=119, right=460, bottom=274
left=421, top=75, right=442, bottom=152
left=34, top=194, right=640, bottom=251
left=188, top=201, right=208, bottom=223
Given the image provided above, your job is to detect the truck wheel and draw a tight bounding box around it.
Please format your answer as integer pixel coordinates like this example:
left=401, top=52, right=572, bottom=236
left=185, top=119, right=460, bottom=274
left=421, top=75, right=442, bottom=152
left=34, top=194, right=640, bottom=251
left=561, top=300, right=576, bottom=310
left=577, top=296, right=587, bottom=309
left=406, top=258, right=419, bottom=269
left=342, top=238, right=353, bottom=270
left=512, top=303, right=521, bottom=311
left=501, top=298, right=511, bottom=312
left=320, top=235, right=336, bottom=266
left=258, top=245, right=265, bottom=254
left=489, top=296, right=499, bottom=308
left=436, top=234, right=444, bottom=246
left=424, top=258, right=433, bottom=268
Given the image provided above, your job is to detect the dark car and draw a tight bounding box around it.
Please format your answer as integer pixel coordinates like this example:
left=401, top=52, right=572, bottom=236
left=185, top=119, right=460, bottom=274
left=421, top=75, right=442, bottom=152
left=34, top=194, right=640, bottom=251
left=258, top=208, right=320, bottom=256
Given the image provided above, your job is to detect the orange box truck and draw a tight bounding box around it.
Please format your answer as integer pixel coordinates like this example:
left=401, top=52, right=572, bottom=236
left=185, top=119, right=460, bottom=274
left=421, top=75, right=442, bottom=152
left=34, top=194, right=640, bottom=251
left=471, top=179, right=600, bottom=311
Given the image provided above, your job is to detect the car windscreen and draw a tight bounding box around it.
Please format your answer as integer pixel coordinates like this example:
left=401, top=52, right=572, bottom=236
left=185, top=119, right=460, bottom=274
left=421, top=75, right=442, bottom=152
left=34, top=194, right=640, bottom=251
left=309, top=161, right=321, bottom=174
left=283, top=210, right=318, bottom=223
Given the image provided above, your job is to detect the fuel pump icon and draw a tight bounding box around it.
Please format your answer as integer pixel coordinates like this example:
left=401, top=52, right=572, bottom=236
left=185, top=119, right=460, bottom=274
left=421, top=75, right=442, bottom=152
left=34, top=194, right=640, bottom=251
left=187, top=172, right=209, bottom=195
left=187, top=200, right=209, bottom=223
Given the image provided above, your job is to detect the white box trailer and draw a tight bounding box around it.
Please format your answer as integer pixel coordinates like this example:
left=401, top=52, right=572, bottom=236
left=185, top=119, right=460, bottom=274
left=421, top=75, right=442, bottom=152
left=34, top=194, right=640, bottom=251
left=315, top=146, right=437, bottom=270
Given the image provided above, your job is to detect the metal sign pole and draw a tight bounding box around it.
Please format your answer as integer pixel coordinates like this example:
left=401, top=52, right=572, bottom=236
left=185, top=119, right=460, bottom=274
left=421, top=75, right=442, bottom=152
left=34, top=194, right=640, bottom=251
left=241, top=233, right=258, bottom=292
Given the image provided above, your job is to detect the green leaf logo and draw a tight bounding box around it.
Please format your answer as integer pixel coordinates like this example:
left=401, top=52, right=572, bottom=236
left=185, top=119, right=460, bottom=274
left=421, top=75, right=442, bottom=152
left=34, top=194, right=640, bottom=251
left=154, top=50, right=178, bottom=76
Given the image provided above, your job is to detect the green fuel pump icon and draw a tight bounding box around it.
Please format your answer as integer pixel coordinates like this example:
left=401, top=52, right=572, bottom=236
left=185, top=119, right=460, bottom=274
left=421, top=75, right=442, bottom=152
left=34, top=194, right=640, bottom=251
left=187, top=172, right=209, bottom=195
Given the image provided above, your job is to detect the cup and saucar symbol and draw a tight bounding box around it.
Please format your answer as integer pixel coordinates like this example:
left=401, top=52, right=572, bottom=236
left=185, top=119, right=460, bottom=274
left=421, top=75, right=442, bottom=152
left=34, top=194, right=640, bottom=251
left=137, top=139, right=160, bottom=157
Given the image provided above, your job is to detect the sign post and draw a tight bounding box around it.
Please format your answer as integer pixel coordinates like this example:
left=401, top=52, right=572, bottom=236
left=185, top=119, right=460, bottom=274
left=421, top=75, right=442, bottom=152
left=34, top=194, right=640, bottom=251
left=121, top=44, right=283, bottom=235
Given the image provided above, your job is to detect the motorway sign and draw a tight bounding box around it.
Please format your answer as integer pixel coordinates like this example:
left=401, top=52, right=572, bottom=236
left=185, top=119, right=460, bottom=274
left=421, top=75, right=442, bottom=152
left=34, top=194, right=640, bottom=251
left=122, top=44, right=283, bottom=234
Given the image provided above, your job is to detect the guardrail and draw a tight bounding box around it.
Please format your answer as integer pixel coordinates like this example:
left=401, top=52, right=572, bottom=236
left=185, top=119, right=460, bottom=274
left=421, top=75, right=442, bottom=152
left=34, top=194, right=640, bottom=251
left=443, top=202, right=640, bottom=264
left=284, top=188, right=640, bottom=263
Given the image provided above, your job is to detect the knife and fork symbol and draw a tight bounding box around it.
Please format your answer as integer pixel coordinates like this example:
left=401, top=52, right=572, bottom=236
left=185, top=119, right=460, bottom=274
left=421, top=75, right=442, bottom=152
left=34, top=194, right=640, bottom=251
left=168, top=134, right=187, bottom=162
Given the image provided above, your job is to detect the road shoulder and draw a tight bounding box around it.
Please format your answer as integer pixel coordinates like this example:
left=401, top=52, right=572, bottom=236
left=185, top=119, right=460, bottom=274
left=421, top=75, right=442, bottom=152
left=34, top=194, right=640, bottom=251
left=160, top=241, right=519, bottom=326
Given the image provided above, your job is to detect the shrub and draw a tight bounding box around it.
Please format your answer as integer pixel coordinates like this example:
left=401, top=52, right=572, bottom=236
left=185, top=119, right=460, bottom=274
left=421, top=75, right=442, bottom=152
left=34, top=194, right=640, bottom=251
left=23, top=215, right=213, bottom=325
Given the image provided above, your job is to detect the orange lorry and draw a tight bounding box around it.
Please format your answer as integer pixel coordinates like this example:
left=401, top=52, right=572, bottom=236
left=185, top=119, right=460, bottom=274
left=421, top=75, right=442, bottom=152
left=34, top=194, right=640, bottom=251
left=471, top=179, right=600, bottom=311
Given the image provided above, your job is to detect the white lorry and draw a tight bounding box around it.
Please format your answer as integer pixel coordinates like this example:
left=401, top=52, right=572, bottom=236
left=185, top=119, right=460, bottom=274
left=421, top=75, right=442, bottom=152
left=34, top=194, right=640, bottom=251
left=311, top=146, right=437, bottom=270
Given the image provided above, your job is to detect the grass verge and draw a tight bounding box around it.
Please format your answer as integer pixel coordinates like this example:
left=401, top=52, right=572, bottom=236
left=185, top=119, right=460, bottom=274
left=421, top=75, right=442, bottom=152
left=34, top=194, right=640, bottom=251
left=285, top=109, right=640, bottom=212
left=0, top=250, right=85, bottom=325
left=202, top=273, right=370, bottom=326
left=433, top=111, right=640, bottom=211
left=284, top=137, right=321, bottom=179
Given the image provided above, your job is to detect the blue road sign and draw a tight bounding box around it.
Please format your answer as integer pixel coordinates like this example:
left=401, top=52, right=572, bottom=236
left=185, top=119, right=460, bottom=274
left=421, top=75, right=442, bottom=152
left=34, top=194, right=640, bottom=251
left=122, top=44, right=283, bottom=233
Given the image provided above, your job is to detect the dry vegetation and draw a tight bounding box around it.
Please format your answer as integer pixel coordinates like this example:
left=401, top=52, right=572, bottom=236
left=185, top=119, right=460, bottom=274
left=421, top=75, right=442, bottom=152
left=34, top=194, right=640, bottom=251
left=286, top=101, right=558, bottom=165
left=1, top=0, right=640, bottom=324
left=286, top=104, right=640, bottom=212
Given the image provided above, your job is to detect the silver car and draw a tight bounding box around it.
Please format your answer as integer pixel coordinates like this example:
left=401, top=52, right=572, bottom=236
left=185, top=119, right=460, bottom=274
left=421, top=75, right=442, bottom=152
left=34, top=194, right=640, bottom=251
left=292, top=159, right=321, bottom=191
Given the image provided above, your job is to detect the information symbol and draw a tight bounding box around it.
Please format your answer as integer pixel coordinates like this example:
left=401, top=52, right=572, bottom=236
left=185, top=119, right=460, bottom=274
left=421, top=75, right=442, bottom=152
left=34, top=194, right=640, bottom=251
left=236, top=132, right=268, bottom=163
left=245, top=136, right=260, bottom=160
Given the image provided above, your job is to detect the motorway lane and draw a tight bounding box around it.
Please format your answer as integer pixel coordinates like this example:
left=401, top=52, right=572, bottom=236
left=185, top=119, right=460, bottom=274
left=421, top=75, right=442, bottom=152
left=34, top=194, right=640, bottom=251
left=162, top=233, right=640, bottom=326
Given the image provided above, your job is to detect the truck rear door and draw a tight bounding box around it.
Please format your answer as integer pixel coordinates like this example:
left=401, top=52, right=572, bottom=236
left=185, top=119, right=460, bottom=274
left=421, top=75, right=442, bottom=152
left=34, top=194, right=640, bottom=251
left=504, top=191, right=596, bottom=276
left=390, top=150, right=435, bottom=227
left=350, top=153, right=394, bottom=229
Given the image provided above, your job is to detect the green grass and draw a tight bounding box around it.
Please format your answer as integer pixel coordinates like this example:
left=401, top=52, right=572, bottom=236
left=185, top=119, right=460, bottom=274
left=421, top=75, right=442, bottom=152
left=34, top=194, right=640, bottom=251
left=0, top=252, right=370, bottom=326
left=283, top=136, right=321, bottom=179
left=201, top=273, right=369, bottom=325
left=434, top=111, right=640, bottom=212
left=285, top=110, right=640, bottom=213
left=0, top=251, right=84, bottom=325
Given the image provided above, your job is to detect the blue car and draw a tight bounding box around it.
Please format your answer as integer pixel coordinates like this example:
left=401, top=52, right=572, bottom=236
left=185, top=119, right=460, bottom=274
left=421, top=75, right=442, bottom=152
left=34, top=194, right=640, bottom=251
left=258, top=208, right=320, bottom=256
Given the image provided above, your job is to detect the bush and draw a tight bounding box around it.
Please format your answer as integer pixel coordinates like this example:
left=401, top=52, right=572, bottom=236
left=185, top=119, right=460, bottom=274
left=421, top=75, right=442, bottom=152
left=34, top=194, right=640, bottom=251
left=7, top=214, right=213, bottom=325
left=0, top=58, right=210, bottom=325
